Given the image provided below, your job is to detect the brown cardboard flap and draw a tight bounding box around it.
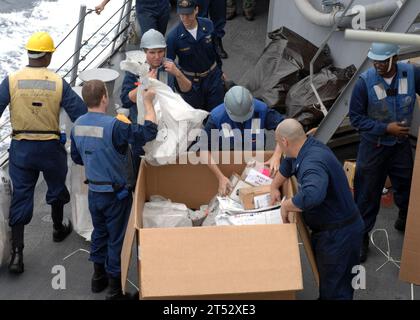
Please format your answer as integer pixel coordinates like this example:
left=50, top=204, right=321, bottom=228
left=289, top=177, right=320, bottom=287
left=120, top=206, right=137, bottom=294
left=139, top=224, right=303, bottom=299
left=121, top=159, right=147, bottom=292
left=400, top=129, right=420, bottom=285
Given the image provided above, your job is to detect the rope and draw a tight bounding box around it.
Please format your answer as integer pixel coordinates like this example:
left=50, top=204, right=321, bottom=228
left=370, top=229, right=400, bottom=272
left=62, top=248, right=90, bottom=261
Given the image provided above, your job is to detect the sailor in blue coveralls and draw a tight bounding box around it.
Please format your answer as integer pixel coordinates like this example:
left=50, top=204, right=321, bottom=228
left=120, top=29, right=192, bottom=171
left=71, top=80, right=158, bottom=299
left=196, top=0, right=228, bottom=59
left=167, top=0, right=225, bottom=111
left=349, top=43, right=420, bottom=262
left=95, top=0, right=171, bottom=36
left=199, top=86, right=285, bottom=195
left=0, top=32, right=87, bottom=275
left=271, top=119, right=364, bottom=300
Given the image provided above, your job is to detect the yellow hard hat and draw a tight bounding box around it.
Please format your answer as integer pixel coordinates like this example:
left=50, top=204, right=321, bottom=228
left=25, top=32, right=56, bottom=52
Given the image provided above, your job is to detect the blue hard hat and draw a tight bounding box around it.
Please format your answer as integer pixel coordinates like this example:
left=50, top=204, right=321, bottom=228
left=368, top=42, right=400, bottom=61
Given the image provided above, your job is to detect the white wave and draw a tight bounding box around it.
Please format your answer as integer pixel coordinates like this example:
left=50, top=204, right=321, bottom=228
left=0, top=0, right=129, bottom=155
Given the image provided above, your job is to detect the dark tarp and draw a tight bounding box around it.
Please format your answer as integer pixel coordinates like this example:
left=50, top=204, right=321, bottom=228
left=240, top=27, right=333, bottom=112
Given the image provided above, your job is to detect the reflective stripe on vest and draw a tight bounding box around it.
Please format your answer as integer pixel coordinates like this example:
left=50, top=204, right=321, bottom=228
left=211, top=99, right=268, bottom=151
left=9, top=67, right=63, bottom=141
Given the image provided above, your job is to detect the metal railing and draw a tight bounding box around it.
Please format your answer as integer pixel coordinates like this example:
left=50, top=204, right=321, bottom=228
left=0, top=0, right=135, bottom=165
left=56, top=0, right=135, bottom=84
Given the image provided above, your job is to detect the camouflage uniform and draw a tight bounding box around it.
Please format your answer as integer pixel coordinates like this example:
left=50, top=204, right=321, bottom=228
left=227, top=0, right=256, bottom=20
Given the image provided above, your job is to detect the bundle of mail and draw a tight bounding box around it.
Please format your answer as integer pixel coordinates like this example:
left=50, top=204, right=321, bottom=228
left=143, top=160, right=283, bottom=229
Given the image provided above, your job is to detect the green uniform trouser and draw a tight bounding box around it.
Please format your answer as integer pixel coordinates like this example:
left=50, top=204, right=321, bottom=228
left=227, top=0, right=256, bottom=10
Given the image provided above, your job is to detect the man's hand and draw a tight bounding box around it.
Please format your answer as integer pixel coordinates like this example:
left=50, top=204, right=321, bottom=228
left=148, top=68, right=158, bottom=79
left=163, top=60, right=182, bottom=77
left=128, top=87, right=138, bottom=103
left=281, top=197, right=290, bottom=224
left=142, top=88, right=156, bottom=104
left=387, top=122, right=410, bottom=138
left=218, top=175, right=233, bottom=196
left=95, top=4, right=106, bottom=14
left=265, top=155, right=280, bottom=177
left=270, top=186, right=281, bottom=206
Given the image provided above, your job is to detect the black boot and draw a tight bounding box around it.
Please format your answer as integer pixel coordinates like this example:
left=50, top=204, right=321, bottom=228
left=214, top=37, right=228, bottom=59
left=91, top=263, right=109, bottom=293
left=9, top=224, right=24, bottom=274
left=394, top=210, right=407, bottom=232
left=360, top=233, right=369, bottom=263
left=51, top=202, right=73, bottom=242
left=105, top=276, right=133, bottom=300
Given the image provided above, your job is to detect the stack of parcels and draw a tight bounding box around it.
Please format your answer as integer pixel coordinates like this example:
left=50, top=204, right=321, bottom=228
left=142, top=160, right=281, bottom=229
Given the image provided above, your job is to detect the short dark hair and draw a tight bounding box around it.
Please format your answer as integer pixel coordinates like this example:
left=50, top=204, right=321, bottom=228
left=82, top=80, right=107, bottom=108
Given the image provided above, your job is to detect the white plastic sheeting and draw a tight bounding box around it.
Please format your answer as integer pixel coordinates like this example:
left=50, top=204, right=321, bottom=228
left=69, top=162, right=93, bottom=241
left=143, top=196, right=193, bottom=228
left=120, top=51, right=208, bottom=166
left=0, top=168, right=12, bottom=266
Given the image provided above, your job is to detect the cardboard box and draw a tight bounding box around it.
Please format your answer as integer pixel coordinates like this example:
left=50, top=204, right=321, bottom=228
left=344, top=160, right=392, bottom=190
left=400, top=129, right=420, bottom=285
left=239, top=185, right=272, bottom=210
left=229, top=179, right=252, bottom=203
left=121, top=151, right=319, bottom=299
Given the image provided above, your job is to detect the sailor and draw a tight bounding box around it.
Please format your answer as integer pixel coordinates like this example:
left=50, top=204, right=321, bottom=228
left=167, top=0, right=225, bottom=111
left=349, top=43, right=420, bottom=262
left=201, top=86, right=285, bottom=195
left=70, top=80, right=158, bottom=299
left=0, top=32, right=87, bottom=274
left=95, top=0, right=171, bottom=36
left=196, top=0, right=228, bottom=59
left=226, top=0, right=256, bottom=21
left=120, top=28, right=192, bottom=123
left=271, top=119, right=364, bottom=300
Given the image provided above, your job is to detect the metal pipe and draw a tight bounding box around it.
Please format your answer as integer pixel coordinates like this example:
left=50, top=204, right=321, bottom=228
left=294, top=0, right=403, bottom=28
left=70, top=4, right=87, bottom=86
left=122, top=0, right=133, bottom=52
left=345, top=29, right=420, bottom=46
left=111, top=2, right=126, bottom=53
left=310, top=0, right=355, bottom=116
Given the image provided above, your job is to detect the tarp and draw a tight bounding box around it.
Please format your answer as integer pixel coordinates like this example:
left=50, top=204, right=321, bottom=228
left=240, top=26, right=332, bottom=112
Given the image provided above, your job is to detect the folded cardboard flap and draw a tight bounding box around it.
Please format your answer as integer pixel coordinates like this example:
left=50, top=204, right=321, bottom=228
left=139, top=224, right=302, bottom=299
left=400, top=129, right=420, bottom=285
left=121, top=151, right=318, bottom=298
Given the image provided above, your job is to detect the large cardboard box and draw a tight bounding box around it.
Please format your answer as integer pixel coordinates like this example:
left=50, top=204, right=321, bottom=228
left=121, top=152, right=319, bottom=299
left=400, top=129, right=420, bottom=285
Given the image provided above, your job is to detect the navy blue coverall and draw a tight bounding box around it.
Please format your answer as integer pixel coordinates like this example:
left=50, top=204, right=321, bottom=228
left=136, top=0, right=171, bottom=36
left=196, top=0, right=227, bottom=40
left=349, top=64, right=420, bottom=234
left=71, top=112, right=157, bottom=277
left=202, top=98, right=284, bottom=151
left=280, top=136, right=364, bottom=300
left=0, top=77, right=86, bottom=227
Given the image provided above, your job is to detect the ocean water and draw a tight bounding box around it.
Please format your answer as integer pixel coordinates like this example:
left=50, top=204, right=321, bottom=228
left=0, top=0, right=128, bottom=156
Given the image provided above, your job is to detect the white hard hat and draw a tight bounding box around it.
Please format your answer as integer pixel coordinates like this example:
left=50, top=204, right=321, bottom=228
left=224, top=86, right=254, bottom=123
left=140, top=29, right=167, bottom=50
